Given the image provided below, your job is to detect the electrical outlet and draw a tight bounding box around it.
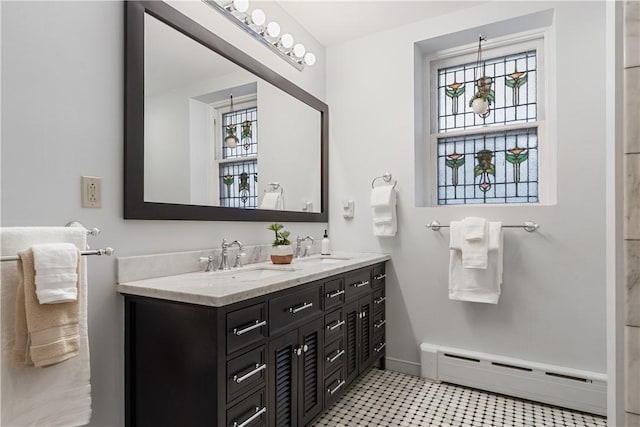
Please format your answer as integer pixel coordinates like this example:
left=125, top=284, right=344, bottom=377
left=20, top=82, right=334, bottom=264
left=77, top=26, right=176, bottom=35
left=81, top=176, right=102, bottom=208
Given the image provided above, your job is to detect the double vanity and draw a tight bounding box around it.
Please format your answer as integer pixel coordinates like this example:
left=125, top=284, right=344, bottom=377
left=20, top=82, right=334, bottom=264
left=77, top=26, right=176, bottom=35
left=117, top=252, right=389, bottom=426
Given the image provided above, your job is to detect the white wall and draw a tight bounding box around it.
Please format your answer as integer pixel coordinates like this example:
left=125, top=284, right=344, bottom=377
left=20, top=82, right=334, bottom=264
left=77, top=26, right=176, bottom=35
left=327, top=1, right=607, bottom=375
left=0, top=1, right=326, bottom=426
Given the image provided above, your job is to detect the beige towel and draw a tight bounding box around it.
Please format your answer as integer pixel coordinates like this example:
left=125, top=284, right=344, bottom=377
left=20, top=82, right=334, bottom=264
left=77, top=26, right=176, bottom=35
left=14, top=248, right=80, bottom=367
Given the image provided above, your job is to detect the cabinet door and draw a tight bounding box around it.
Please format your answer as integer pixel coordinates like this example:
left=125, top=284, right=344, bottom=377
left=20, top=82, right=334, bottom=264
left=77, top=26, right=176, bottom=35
left=344, top=300, right=359, bottom=386
left=358, top=295, right=374, bottom=372
left=268, top=330, right=298, bottom=427
left=298, top=318, right=323, bottom=426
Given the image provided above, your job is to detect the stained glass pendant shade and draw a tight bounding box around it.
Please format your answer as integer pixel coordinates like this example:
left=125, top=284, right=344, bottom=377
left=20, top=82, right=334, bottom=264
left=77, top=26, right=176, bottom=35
left=225, top=94, right=239, bottom=149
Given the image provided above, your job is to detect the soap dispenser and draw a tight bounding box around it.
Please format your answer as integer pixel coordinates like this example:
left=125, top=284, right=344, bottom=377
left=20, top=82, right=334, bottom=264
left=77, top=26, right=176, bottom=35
left=321, top=229, right=331, bottom=255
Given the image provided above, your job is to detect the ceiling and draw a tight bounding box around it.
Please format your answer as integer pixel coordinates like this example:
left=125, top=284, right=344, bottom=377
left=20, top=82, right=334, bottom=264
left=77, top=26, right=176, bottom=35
left=277, top=1, right=485, bottom=47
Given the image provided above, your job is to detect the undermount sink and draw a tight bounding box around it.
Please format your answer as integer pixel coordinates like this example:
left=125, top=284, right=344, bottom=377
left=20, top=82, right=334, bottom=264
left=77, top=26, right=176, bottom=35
left=215, top=266, right=296, bottom=281
left=296, top=256, right=353, bottom=265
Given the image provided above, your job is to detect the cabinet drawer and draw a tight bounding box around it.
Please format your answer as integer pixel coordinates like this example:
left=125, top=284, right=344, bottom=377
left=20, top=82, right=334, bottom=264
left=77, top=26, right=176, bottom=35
left=372, top=334, right=386, bottom=359
left=269, top=284, right=322, bottom=336
left=373, top=288, right=386, bottom=314
left=324, top=337, right=345, bottom=376
left=324, top=308, right=345, bottom=344
left=344, top=269, right=371, bottom=301
left=227, top=303, right=267, bottom=355
left=324, top=366, right=346, bottom=408
left=323, top=277, right=345, bottom=310
left=372, top=310, right=385, bottom=338
left=227, top=346, right=266, bottom=404
left=226, top=388, right=266, bottom=427
left=371, top=264, right=386, bottom=289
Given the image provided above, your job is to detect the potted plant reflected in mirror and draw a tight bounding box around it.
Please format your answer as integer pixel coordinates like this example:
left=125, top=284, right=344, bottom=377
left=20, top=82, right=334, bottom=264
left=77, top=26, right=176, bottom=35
left=268, top=223, right=293, bottom=264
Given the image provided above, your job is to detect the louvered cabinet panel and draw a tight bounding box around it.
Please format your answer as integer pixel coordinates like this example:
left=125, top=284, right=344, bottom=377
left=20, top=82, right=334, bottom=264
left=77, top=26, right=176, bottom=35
left=298, top=318, right=323, bottom=426
left=359, top=295, right=374, bottom=373
left=268, top=330, right=298, bottom=427
left=344, top=300, right=359, bottom=386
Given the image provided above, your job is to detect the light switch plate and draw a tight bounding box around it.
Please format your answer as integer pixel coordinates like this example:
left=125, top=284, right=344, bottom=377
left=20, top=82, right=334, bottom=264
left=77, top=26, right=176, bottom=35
left=81, top=176, right=102, bottom=208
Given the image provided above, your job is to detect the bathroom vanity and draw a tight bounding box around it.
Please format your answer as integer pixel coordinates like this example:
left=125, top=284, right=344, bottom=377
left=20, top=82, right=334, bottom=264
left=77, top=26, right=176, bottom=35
left=117, top=253, right=388, bottom=427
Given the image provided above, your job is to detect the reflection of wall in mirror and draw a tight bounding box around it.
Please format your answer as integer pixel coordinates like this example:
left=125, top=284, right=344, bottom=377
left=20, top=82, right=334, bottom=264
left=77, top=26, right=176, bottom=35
left=258, top=81, right=321, bottom=212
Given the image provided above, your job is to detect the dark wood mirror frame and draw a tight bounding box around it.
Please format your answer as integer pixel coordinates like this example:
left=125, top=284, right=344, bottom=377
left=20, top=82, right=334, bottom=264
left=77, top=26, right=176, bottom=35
left=125, top=1, right=328, bottom=222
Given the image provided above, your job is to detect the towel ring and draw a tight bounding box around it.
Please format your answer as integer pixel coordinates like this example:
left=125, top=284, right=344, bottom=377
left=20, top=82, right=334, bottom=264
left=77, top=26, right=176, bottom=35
left=371, top=172, right=397, bottom=189
left=264, top=182, right=284, bottom=196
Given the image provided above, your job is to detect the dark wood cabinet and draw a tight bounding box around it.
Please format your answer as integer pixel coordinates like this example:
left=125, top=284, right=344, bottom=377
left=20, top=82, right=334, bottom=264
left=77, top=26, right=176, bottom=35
left=124, top=262, right=385, bottom=427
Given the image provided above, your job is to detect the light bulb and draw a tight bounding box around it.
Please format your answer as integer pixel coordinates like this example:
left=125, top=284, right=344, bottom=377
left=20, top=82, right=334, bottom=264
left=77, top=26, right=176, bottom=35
left=471, top=97, right=489, bottom=115
left=266, top=21, right=280, bottom=38
left=280, top=33, right=294, bottom=49
left=249, top=9, right=265, bottom=26
left=293, top=43, right=306, bottom=58
left=225, top=135, right=238, bottom=149
left=304, top=52, right=316, bottom=66
left=232, top=0, right=249, bottom=13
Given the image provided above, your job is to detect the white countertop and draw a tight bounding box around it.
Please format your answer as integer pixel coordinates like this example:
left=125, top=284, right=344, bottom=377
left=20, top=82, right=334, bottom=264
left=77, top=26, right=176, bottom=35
left=116, top=252, right=390, bottom=307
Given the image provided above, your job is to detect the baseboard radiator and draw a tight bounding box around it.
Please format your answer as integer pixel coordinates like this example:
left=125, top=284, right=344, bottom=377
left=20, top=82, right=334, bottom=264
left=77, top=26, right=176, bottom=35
left=420, top=343, right=607, bottom=416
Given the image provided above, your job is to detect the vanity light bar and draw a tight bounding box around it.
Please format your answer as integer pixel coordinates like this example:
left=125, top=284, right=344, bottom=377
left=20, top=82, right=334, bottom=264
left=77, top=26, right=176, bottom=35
left=202, top=0, right=315, bottom=71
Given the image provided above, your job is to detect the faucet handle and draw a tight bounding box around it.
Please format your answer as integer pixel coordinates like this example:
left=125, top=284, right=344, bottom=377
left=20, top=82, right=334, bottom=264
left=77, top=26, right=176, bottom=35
left=233, top=252, right=246, bottom=268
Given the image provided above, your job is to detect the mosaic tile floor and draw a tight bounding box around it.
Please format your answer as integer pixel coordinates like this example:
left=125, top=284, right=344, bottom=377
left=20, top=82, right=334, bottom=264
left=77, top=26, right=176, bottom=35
left=313, top=368, right=607, bottom=427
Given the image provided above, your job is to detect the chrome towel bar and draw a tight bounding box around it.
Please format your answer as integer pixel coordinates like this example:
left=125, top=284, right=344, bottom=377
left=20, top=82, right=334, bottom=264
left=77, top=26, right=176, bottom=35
left=426, top=220, right=539, bottom=233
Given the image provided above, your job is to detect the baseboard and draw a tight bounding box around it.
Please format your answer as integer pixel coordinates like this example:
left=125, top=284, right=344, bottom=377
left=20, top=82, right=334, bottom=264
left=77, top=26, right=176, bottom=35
left=419, top=343, right=607, bottom=416
left=385, top=357, right=421, bottom=377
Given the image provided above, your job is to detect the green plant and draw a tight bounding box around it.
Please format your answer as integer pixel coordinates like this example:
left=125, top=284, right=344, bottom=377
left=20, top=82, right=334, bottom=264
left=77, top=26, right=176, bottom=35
left=268, top=223, right=291, bottom=246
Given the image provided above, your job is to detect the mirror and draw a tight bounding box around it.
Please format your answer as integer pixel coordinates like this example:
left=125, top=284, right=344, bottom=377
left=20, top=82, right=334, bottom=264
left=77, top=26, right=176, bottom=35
left=125, top=1, right=328, bottom=221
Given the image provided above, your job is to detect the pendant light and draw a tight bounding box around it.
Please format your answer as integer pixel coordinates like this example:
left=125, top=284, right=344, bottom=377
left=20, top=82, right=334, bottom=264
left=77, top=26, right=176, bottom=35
left=225, top=94, right=239, bottom=149
left=469, top=35, right=492, bottom=118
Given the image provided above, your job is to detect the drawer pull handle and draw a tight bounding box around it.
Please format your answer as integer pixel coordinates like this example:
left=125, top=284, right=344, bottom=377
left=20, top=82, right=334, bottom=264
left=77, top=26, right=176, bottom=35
left=233, top=320, right=266, bottom=336
left=374, top=342, right=386, bottom=353
left=374, top=296, right=386, bottom=305
left=374, top=320, right=386, bottom=329
left=326, top=289, right=345, bottom=299
left=233, top=363, right=267, bottom=384
left=289, top=301, right=313, bottom=314
left=352, top=280, right=370, bottom=288
left=358, top=311, right=367, bottom=319
left=327, top=379, right=346, bottom=396
left=327, top=320, right=345, bottom=331
left=326, top=349, right=345, bottom=363
left=374, top=274, right=386, bottom=280
left=233, top=406, right=267, bottom=427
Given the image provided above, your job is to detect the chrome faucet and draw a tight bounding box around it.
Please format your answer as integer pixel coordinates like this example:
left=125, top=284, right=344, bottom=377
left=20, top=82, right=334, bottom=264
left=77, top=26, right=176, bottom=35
left=228, top=240, right=244, bottom=268
left=219, top=239, right=244, bottom=270
left=219, top=238, right=231, bottom=270
left=295, top=235, right=315, bottom=259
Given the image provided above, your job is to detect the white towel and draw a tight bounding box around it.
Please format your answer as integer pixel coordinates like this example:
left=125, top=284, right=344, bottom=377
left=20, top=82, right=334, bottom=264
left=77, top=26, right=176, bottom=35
left=1, top=227, right=92, bottom=426
left=261, top=192, right=282, bottom=210
left=449, top=222, right=503, bottom=304
left=32, top=243, right=79, bottom=304
left=371, top=185, right=397, bottom=236
left=461, top=217, right=489, bottom=269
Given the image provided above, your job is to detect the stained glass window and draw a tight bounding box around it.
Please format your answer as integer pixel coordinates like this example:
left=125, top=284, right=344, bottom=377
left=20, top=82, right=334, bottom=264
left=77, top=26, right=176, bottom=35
left=219, top=105, right=258, bottom=208
left=438, top=50, right=537, bottom=133
left=433, top=44, right=541, bottom=205
left=437, top=128, right=538, bottom=205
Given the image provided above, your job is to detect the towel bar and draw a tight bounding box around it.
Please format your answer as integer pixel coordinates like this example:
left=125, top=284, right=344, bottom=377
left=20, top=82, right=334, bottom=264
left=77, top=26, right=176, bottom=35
left=426, top=220, right=539, bottom=232
left=1, top=247, right=114, bottom=263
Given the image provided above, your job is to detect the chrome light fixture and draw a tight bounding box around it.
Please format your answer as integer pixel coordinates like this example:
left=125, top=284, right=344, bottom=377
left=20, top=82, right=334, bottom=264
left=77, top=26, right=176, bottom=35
left=469, top=35, right=493, bottom=118
left=203, top=0, right=316, bottom=71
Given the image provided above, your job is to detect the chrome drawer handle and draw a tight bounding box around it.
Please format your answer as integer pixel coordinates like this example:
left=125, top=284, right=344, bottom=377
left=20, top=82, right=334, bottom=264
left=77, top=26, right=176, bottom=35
left=327, top=379, right=346, bottom=396
left=374, top=320, right=386, bottom=329
left=233, top=320, right=266, bottom=336
left=352, top=280, right=369, bottom=288
left=233, top=363, right=266, bottom=384
left=374, top=274, right=386, bottom=280
left=326, top=349, right=345, bottom=363
left=326, top=289, right=345, bottom=299
left=374, top=342, right=386, bottom=353
left=326, top=320, right=345, bottom=331
left=374, top=296, right=386, bottom=305
left=233, top=406, right=266, bottom=427
left=358, top=311, right=367, bottom=319
left=289, top=301, right=313, bottom=314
